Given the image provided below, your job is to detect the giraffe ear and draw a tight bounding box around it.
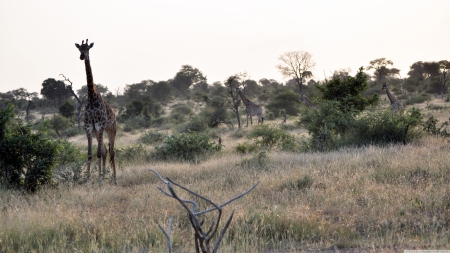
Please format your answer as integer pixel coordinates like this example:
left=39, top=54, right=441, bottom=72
left=89, top=43, right=94, bottom=48
left=75, top=43, right=80, bottom=49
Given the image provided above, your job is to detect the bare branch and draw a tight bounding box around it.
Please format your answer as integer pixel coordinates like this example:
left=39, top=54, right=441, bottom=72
left=155, top=217, right=173, bottom=253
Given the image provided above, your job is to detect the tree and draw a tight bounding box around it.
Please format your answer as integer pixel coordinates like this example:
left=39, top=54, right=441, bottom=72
left=171, top=65, right=207, bottom=96
left=266, top=90, right=301, bottom=117
left=0, top=104, right=58, bottom=192
left=40, top=78, right=71, bottom=108
left=224, top=75, right=242, bottom=128
left=77, top=83, right=111, bottom=98
left=316, top=67, right=379, bottom=114
left=367, top=58, right=399, bottom=81
left=276, top=51, right=315, bottom=95
left=439, top=60, right=450, bottom=99
left=60, top=74, right=86, bottom=131
left=59, top=101, right=76, bottom=118
left=149, top=81, right=172, bottom=102
left=11, top=88, right=38, bottom=122
left=49, top=114, right=72, bottom=138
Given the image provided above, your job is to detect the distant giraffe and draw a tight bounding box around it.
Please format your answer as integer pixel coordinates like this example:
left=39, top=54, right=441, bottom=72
left=297, top=94, right=318, bottom=109
left=75, top=39, right=118, bottom=184
left=382, top=82, right=404, bottom=116
left=236, top=87, right=263, bottom=127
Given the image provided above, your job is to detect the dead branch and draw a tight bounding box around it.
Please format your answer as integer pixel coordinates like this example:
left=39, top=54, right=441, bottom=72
left=150, top=169, right=259, bottom=253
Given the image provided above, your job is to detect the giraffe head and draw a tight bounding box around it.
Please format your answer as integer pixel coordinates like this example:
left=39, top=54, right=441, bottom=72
left=75, top=39, right=94, bottom=60
left=382, top=82, right=389, bottom=91
left=297, top=94, right=305, bottom=103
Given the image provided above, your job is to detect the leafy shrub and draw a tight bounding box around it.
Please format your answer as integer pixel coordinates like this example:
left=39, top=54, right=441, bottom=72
left=235, top=142, right=258, bottom=154
left=349, top=108, right=423, bottom=146
left=115, top=144, right=148, bottom=166
left=123, top=116, right=150, bottom=132
left=426, top=103, right=449, bottom=111
left=139, top=130, right=167, bottom=145
left=404, top=94, right=431, bottom=105
left=266, top=112, right=275, bottom=120
left=154, top=132, right=222, bottom=163
left=422, top=116, right=450, bottom=137
left=239, top=151, right=268, bottom=170
left=0, top=104, right=59, bottom=192
left=59, top=101, right=75, bottom=118
left=247, top=124, right=297, bottom=150
left=178, top=115, right=209, bottom=133
left=230, top=129, right=248, bottom=139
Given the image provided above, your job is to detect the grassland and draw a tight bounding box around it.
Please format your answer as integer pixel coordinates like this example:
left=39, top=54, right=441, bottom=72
left=1, top=98, right=450, bottom=252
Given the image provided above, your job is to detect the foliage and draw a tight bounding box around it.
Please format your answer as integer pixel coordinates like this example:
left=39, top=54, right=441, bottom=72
left=247, top=124, right=297, bottom=150
left=316, top=67, right=379, bottom=113
left=139, top=130, right=167, bottom=145
left=266, top=90, right=301, bottom=117
left=422, top=116, right=450, bottom=137
left=366, top=58, right=399, bottom=81
left=40, top=78, right=71, bottom=107
left=123, top=116, right=150, bottom=132
left=49, top=114, right=72, bottom=138
left=154, top=132, right=222, bottom=162
left=76, top=83, right=111, bottom=98
left=115, top=144, right=148, bottom=166
left=404, top=93, right=431, bottom=105
left=177, top=114, right=210, bottom=133
left=348, top=108, right=423, bottom=146
left=171, top=65, right=207, bottom=96
left=0, top=104, right=59, bottom=192
left=235, top=142, right=258, bottom=154
left=58, top=101, right=76, bottom=118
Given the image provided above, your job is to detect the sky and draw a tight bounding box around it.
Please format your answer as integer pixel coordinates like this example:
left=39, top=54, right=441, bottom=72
left=1, top=0, right=449, bottom=94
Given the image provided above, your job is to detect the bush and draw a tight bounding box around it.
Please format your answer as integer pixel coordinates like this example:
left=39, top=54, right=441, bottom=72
left=349, top=108, right=423, bottom=146
left=235, top=142, right=258, bottom=154
left=247, top=124, right=297, bottom=150
left=404, top=94, right=431, bottom=105
left=123, top=116, right=150, bottom=132
left=178, top=115, right=209, bottom=133
left=139, top=130, right=167, bottom=145
left=0, top=104, right=59, bottom=192
left=154, top=132, right=222, bottom=163
left=115, top=144, right=148, bottom=166
left=59, top=101, right=76, bottom=118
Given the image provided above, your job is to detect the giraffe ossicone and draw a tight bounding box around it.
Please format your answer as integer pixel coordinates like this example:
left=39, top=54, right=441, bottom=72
left=76, top=38, right=118, bottom=185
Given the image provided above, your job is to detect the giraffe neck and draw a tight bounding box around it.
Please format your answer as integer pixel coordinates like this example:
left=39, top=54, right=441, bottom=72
left=385, top=88, right=396, bottom=104
left=303, top=95, right=316, bottom=108
left=237, top=89, right=252, bottom=106
left=84, top=57, right=100, bottom=101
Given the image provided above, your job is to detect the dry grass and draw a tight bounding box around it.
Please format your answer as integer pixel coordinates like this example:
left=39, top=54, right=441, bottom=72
left=1, top=102, right=450, bottom=252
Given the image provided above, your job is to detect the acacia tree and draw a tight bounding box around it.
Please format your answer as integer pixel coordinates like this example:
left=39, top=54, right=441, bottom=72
left=11, top=88, right=38, bottom=122
left=40, top=78, right=71, bottom=108
left=367, top=58, right=400, bottom=81
left=276, top=51, right=315, bottom=95
left=172, top=65, right=207, bottom=96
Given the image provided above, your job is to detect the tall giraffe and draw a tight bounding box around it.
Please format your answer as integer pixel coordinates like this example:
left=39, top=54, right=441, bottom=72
left=75, top=39, right=118, bottom=184
left=382, top=82, right=404, bottom=116
left=297, top=94, right=317, bottom=109
left=236, top=87, right=263, bottom=127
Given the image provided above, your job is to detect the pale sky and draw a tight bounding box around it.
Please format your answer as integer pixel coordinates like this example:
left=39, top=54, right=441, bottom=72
left=1, top=0, right=449, bottom=94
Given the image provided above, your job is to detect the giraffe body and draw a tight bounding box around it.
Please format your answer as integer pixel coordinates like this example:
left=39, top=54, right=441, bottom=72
left=76, top=39, right=118, bottom=184
left=382, top=83, right=403, bottom=116
left=236, top=88, right=263, bottom=127
left=298, top=94, right=317, bottom=109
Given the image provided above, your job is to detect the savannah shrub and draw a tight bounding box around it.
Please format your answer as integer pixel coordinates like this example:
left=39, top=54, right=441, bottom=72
left=154, top=132, right=222, bottom=162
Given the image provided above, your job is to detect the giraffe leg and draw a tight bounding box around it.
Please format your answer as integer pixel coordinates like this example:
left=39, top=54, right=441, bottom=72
left=94, top=130, right=105, bottom=182
left=107, top=128, right=117, bottom=185
left=86, top=131, right=93, bottom=181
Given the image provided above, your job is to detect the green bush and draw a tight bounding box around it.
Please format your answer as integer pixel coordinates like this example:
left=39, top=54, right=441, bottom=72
left=235, top=142, right=258, bottom=154
left=154, top=132, right=222, bottom=163
left=0, top=104, right=59, bottom=192
left=247, top=124, right=297, bottom=150
left=422, top=116, right=450, bottom=137
left=139, top=130, right=167, bottom=145
left=115, top=144, right=148, bottom=166
left=178, top=115, right=209, bottom=133
left=123, top=116, right=150, bottom=132
left=404, top=94, right=431, bottom=105
left=349, top=108, right=423, bottom=146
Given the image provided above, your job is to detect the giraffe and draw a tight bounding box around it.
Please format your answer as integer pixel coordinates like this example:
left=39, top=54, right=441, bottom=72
left=75, top=39, right=118, bottom=184
left=297, top=94, right=318, bottom=109
left=382, top=82, right=404, bottom=116
left=236, top=87, right=263, bottom=127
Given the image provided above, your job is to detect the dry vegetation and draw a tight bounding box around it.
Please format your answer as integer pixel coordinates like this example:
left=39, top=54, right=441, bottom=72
left=1, top=99, right=450, bottom=253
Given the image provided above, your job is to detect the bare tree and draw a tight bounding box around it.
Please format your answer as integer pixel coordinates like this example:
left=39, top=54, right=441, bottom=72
left=276, top=51, right=315, bottom=95
left=60, top=74, right=86, bottom=131
left=150, top=169, right=259, bottom=253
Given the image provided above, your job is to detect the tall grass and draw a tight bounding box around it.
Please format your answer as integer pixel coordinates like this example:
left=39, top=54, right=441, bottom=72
left=1, top=135, right=449, bottom=252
